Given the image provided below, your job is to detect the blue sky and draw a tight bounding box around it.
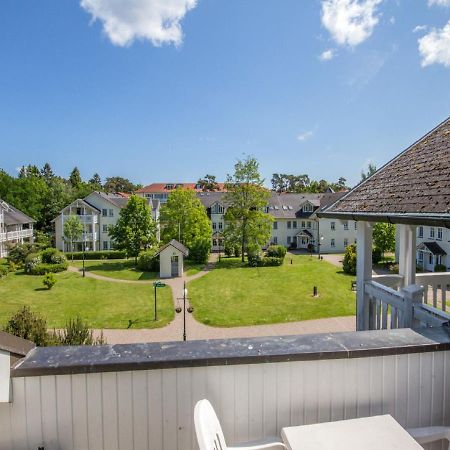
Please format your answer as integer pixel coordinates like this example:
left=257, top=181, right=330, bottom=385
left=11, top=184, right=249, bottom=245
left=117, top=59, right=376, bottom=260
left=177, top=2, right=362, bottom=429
left=0, top=0, right=449, bottom=187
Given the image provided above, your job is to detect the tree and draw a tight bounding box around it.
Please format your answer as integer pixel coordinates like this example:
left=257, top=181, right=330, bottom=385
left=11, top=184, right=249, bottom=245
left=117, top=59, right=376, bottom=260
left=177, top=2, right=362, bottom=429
left=63, top=215, right=83, bottom=259
left=41, top=163, right=54, bottom=183
left=104, top=176, right=136, bottom=193
left=197, top=174, right=219, bottom=191
left=89, top=173, right=102, bottom=189
left=109, top=195, right=157, bottom=262
left=343, top=243, right=357, bottom=275
left=160, top=188, right=212, bottom=262
left=225, top=156, right=272, bottom=262
left=372, top=223, right=396, bottom=257
left=69, top=167, right=82, bottom=187
left=361, top=163, right=377, bottom=182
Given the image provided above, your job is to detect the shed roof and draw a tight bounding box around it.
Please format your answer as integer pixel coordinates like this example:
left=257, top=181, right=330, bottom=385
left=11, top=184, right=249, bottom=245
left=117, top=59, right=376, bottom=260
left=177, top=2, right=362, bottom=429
left=155, top=239, right=189, bottom=257
left=318, top=117, right=450, bottom=226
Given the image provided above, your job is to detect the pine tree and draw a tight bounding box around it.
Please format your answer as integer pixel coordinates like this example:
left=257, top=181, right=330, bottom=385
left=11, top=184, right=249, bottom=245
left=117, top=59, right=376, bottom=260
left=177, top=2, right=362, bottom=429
left=69, top=167, right=82, bottom=187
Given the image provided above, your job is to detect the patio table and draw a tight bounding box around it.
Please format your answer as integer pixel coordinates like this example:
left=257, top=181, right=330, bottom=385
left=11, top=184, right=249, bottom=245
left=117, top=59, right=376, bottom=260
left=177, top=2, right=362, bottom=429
left=281, top=414, right=423, bottom=450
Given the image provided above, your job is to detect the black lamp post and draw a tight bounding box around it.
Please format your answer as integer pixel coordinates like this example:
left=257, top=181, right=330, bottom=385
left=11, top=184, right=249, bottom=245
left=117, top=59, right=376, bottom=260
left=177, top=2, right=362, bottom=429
left=175, top=281, right=193, bottom=341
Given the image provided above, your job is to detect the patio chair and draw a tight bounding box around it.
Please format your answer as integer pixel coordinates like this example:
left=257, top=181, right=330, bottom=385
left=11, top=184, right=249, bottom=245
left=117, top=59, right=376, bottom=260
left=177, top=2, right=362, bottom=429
left=407, top=426, right=450, bottom=449
left=194, top=399, right=286, bottom=450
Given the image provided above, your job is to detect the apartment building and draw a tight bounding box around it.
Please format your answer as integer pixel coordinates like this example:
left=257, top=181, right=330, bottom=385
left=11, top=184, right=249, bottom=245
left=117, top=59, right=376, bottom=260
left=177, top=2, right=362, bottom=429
left=54, top=192, right=159, bottom=252
left=416, top=225, right=450, bottom=271
left=0, top=199, right=35, bottom=258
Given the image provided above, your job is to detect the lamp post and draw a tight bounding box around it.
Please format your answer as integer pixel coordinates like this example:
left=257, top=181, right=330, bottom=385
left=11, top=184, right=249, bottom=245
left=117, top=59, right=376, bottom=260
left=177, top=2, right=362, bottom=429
left=318, top=235, right=324, bottom=260
left=176, top=281, right=193, bottom=341
left=152, top=281, right=166, bottom=321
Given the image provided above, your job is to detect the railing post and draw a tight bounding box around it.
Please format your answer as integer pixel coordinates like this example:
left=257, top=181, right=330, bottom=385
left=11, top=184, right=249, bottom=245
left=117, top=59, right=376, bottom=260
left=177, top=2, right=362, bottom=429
left=398, top=224, right=417, bottom=287
left=401, top=284, right=424, bottom=328
left=357, top=221, right=373, bottom=331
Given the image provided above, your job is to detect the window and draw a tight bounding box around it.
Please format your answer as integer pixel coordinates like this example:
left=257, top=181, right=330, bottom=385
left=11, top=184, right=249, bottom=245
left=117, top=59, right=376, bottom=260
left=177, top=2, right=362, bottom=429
left=109, top=209, right=114, bottom=217
left=218, top=222, right=223, bottom=230
left=287, top=221, right=292, bottom=229
left=354, top=222, right=357, bottom=230
left=418, top=251, right=424, bottom=263
left=301, top=221, right=306, bottom=228
left=212, top=203, right=224, bottom=214
left=103, top=241, right=108, bottom=250
left=344, top=238, right=348, bottom=248
left=273, top=221, right=278, bottom=230
left=212, top=239, right=217, bottom=247
left=102, top=209, right=107, bottom=217
left=307, top=221, right=311, bottom=229
left=273, top=237, right=278, bottom=244
left=331, top=239, right=335, bottom=248
left=287, top=236, right=291, bottom=244
left=212, top=222, right=217, bottom=230
left=331, top=222, right=335, bottom=230
left=430, top=227, right=435, bottom=238
left=76, top=207, right=83, bottom=216
left=418, top=226, right=424, bottom=238
left=437, top=228, right=443, bottom=240
left=429, top=253, right=433, bottom=264
left=102, top=224, right=108, bottom=233
left=302, top=203, right=314, bottom=213
left=343, top=220, right=348, bottom=230
left=293, top=221, right=297, bottom=229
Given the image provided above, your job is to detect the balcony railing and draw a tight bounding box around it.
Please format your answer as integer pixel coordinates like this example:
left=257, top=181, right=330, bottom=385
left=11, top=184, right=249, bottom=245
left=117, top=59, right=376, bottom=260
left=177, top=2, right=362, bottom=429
left=0, top=229, right=33, bottom=242
left=1, top=328, right=450, bottom=450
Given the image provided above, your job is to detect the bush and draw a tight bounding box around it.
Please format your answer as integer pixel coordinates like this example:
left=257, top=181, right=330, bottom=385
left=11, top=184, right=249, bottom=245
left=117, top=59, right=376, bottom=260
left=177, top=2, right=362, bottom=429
left=43, top=273, right=57, bottom=290
left=8, top=261, right=17, bottom=272
left=372, top=247, right=383, bottom=264
left=24, top=253, right=42, bottom=274
left=266, top=245, right=287, bottom=258
left=51, top=316, right=106, bottom=346
left=29, top=262, right=68, bottom=275
left=65, top=250, right=126, bottom=260
left=7, top=242, right=35, bottom=265
left=137, top=249, right=159, bottom=272
left=343, top=244, right=357, bottom=275
left=41, top=247, right=67, bottom=264
left=259, top=256, right=284, bottom=267
left=189, top=240, right=210, bottom=264
left=434, top=264, right=447, bottom=272
left=3, top=306, right=49, bottom=346
left=0, top=266, right=8, bottom=278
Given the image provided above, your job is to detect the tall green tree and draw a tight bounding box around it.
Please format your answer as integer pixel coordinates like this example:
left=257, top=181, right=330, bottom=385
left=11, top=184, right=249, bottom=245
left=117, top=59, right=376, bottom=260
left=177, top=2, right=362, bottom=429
left=225, top=156, right=272, bottom=262
left=63, top=215, right=83, bottom=259
left=89, top=173, right=102, bottom=189
left=372, top=223, right=396, bottom=257
left=361, top=163, right=377, bottom=182
left=41, top=163, right=54, bottom=183
left=104, top=176, right=136, bottom=193
left=197, top=174, right=219, bottom=191
left=160, top=188, right=212, bottom=262
left=109, top=195, right=157, bottom=262
left=69, top=167, right=82, bottom=187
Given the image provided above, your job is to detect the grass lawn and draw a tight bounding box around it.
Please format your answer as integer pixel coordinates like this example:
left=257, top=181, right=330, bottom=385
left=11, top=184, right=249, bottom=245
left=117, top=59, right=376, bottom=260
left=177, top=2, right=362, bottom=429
left=0, top=270, right=174, bottom=329
left=188, top=254, right=356, bottom=327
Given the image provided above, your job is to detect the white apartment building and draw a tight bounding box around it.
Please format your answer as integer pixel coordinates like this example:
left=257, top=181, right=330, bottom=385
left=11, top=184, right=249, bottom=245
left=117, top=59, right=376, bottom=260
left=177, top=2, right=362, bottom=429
left=0, top=199, right=34, bottom=258
left=416, top=225, right=450, bottom=271
left=54, top=192, right=159, bottom=252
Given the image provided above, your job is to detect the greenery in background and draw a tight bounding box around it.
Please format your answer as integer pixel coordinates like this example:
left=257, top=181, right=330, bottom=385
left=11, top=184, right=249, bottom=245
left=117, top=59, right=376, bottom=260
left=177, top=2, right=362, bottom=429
left=189, top=254, right=355, bottom=327
left=63, top=215, right=83, bottom=257
left=361, top=163, right=377, bottom=182
left=271, top=173, right=348, bottom=193
left=196, top=174, right=220, bottom=191
left=372, top=223, right=396, bottom=257
left=65, top=250, right=126, bottom=260
left=160, top=188, right=212, bottom=263
left=343, top=243, right=357, bottom=275
left=51, top=317, right=106, bottom=346
left=109, top=195, right=157, bottom=262
left=224, top=156, right=272, bottom=262
left=137, top=248, right=160, bottom=272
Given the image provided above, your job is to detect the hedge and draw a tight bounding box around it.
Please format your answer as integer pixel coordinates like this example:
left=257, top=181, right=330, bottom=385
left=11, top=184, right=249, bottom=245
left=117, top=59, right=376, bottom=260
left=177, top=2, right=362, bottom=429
left=137, top=249, right=159, bottom=272
left=29, top=262, right=68, bottom=275
left=266, top=245, right=287, bottom=258
left=0, top=266, right=8, bottom=278
left=434, top=264, right=447, bottom=272
left=259, top=256, right=284, bottom=267
left=65, top=250, right=127, bottom=260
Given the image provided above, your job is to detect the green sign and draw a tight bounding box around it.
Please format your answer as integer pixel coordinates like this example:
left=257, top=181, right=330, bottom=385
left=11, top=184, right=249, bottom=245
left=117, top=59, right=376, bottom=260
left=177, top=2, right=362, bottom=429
left=153, top=281, right=166, bottom=288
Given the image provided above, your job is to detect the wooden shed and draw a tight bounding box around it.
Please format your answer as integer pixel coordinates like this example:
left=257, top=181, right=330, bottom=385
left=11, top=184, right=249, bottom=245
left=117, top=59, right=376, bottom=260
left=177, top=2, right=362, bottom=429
left=155, top=239, right=189, bottom=278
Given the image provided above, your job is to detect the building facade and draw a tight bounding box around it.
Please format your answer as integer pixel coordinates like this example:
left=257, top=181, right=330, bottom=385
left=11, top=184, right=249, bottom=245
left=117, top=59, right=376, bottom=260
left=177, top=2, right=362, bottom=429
left=54, top=192, right=159, bottom=252
left=0, top=199, right=35, bottom=258
left=136, top=183, right=226, bottom=203
left=415, top=225, right=449, bottom=271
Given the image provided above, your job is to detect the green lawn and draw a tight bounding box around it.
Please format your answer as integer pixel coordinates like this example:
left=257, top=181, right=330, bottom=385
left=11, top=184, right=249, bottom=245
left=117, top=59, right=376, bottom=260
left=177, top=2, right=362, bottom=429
left=188, top=254, right=356, bottom=327
left=0, top=270, right=174, bottom=329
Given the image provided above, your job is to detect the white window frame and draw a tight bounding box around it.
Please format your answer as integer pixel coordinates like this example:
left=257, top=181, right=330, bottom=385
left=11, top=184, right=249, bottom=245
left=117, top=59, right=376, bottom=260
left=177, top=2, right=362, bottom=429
left=331, top=222, right=335, bottom=230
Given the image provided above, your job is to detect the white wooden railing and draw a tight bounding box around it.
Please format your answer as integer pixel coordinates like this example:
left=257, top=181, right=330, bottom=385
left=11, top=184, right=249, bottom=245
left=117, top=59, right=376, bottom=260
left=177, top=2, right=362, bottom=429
left=0, top=229, right=33, bottom=242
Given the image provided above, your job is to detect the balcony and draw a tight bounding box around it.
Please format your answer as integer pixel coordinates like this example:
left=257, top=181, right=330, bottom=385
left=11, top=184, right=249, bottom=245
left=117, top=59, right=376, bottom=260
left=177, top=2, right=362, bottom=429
left=1, top=328, right=450, bottom=449
left=0, top=228, right=33, bottom=242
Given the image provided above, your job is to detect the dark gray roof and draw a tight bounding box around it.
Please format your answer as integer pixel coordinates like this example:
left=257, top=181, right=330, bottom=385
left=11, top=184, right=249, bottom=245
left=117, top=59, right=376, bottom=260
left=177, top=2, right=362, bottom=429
left=197, top=192, right=228, bottom=209
left=1, top=199, right=35, bottom=225
left=268, top=193, right=323, bottom=219
left=0, top=331, right=35, bottom=357
left=418, top=242, right=447, bottom=256
left=95, top=191, right=130, bottom=208
left=319, top=118, right=450, bottom=226
left=155, top=239, right=189, bottom=257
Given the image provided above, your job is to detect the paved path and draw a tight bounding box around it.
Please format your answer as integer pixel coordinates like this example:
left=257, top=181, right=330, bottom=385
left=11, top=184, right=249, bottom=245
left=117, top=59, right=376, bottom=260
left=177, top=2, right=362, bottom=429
left=70, top=255, right=356, bottom=344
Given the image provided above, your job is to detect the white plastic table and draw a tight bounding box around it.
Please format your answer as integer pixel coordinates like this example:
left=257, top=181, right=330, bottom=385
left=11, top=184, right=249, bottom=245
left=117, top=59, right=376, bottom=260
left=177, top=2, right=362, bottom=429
left=281, top=415, right=423, bottom=450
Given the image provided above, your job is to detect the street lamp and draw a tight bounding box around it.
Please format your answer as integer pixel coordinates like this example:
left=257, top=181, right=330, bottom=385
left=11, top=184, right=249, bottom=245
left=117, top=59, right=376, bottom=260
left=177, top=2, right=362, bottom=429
left=176, top=281, right=194, bottom=341
left=318, top=235, right=324, bottom=260
left=152, top=281, right=166, bottom=321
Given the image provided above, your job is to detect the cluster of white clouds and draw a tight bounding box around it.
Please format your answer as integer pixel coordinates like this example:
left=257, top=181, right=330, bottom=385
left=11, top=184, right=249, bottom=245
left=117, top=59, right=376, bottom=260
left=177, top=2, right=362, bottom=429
left=297, top=130, right=314, bottom=142
left=79, top=0, right=197, bottom=47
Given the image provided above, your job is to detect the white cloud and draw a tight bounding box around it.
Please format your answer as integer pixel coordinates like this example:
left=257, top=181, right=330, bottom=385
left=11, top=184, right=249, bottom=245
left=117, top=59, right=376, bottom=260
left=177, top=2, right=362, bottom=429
left=321, top=0, right=382, bottom=47
left=389, top=16, right=395, bottom=25
left=418, top=20, right=450, bottom=67
left=413, top=25, right=428, bottom=33
left=297, top=130, right=314, bottom=142
left=428, top=0, right=450, bottom=6
left=80, top=0, right=197, bottom=47
left=319, top=49, right=336, bottom=61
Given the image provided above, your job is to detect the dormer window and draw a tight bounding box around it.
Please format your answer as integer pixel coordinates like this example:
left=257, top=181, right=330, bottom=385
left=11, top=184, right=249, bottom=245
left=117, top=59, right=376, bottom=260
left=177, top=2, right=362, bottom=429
left=302, top=203, right=314, bottom=213
left=211, top=203, right=224, bottom=214
left=165, top=184, right=174, bottom=190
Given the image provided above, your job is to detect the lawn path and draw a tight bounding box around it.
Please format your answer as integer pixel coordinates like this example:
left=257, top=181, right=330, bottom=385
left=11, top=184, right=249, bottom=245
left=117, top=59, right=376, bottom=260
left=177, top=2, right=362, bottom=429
left=69, top=254, right=355, bottom=344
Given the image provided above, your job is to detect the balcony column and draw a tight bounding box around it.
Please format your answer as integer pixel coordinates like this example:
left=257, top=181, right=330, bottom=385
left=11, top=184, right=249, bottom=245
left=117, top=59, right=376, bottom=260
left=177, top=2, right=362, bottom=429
left=398, top=224, right=417, bottom=286
left=356, top=221, right=373, bottom=331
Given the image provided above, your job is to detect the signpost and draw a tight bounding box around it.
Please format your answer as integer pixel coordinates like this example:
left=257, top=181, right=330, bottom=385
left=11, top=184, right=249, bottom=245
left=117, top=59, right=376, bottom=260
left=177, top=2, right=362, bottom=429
left=152, top=281, right=166, bottom=321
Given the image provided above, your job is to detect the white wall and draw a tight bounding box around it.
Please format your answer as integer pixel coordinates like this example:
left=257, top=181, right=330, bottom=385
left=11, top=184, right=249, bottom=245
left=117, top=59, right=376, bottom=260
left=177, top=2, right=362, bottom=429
left=0, top=351, right=449, bottom=450
left=416, top=225, right=450, bottom=271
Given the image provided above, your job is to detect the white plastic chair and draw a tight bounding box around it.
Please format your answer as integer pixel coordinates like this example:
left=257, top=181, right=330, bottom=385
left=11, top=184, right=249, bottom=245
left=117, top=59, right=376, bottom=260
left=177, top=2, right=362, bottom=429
left=194, top=399, right=286, bottom=450
left=407, top=426, right=450, bottom=449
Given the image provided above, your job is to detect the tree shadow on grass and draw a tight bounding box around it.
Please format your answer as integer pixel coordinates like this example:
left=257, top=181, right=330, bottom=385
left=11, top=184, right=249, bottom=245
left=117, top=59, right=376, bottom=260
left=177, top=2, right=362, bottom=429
left=34, top=287, right=48, bottom=292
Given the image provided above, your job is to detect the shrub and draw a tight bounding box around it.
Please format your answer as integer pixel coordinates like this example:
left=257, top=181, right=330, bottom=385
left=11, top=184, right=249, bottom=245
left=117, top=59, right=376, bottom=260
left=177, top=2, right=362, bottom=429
left=0, top=266, right=8, bottom=278
left=7, top=242, right=35, bottom=265
left=8, top=261, right=17, bottom=272
left=234, top=246, right=241, bottom=257
left=189, top=240, right=210, bottom=264
left=3, top=306, right=49, bottom=346
left=343, top=244, right=357, bottom=275
left=41, top=247, right=67, bottom=264
left=259, top=256, right=283, bottom=267
left=24, top=253, right=42, bottom=274
left=434, top=264, right=447, bottom=272
left=224, top=241, right=234, bottom=257
left=65, top=250, right=126, bottom=260
left=372, top=247, right=383, bottom=264
left=29, top=262, right=68, bottom=275
left=137, top=249, right=159, bottom=272
left=43, top=273, right=57, bottom=290
left=52, top=316, right=106, bottom=346
left=266, top=245, right=287, bottom=258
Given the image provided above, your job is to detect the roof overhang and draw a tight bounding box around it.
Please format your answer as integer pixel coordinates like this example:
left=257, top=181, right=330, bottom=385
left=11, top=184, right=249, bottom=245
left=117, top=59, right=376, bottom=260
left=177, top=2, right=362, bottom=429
left=417, top=242, right=447, bottom=256
left=317, top=211, right=450, bottom=228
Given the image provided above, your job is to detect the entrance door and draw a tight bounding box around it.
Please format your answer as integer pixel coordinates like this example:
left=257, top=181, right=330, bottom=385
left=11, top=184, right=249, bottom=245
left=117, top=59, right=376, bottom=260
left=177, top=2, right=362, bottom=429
left=171, top=255, right=179, bottom=277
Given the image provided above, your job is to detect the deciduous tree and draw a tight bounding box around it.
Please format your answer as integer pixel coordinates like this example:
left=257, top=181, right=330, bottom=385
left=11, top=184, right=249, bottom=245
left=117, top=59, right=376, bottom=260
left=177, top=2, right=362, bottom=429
left=63, top=215, right=83, bottom=259
left=372, top=223, right=396, bottom=257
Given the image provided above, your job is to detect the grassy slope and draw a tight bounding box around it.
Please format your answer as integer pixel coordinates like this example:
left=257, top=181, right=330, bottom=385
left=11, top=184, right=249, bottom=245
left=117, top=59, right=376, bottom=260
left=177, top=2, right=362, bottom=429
left=0, top=270, right=173, bottom=329
left=189, top=254, right=356, bottom=327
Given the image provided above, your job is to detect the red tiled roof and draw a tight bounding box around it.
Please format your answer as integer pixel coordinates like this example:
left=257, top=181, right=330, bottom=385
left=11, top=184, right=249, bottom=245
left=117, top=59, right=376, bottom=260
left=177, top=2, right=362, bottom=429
left=136, top=183, right=226, bottom=193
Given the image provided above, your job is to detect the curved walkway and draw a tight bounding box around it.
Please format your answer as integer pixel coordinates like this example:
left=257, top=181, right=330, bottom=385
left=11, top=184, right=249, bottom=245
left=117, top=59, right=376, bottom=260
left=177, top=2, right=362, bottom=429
left=70, top=255, right=355, bottom=344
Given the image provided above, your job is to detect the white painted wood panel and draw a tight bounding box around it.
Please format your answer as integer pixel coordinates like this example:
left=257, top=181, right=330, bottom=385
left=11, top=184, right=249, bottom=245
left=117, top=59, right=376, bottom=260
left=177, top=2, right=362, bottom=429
left=0, top=352, right=450, bottom=450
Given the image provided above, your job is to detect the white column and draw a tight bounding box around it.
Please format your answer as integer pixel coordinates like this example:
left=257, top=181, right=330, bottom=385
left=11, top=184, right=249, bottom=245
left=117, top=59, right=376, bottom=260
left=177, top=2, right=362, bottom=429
left=398, top=224, right=417, bottom=286
left=356, top=221, right=373, bottom=331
